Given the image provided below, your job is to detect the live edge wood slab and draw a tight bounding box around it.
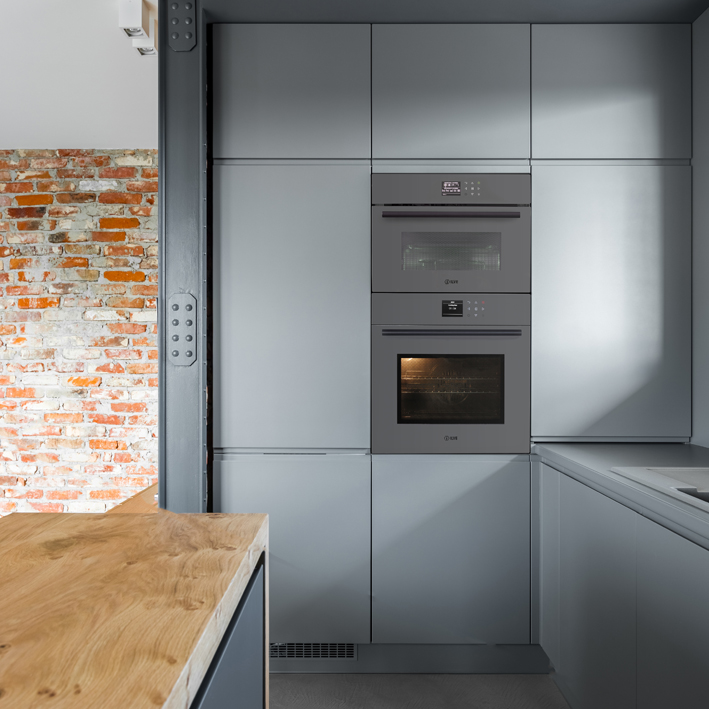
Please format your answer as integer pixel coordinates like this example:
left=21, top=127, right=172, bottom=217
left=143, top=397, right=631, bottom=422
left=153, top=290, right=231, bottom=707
left=0, top=509, right=268, bottom=709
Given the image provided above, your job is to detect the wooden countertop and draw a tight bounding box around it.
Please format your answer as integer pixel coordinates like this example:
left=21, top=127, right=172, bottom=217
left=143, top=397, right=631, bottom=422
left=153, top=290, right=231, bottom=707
left=0, top=509, right=268, bottom=708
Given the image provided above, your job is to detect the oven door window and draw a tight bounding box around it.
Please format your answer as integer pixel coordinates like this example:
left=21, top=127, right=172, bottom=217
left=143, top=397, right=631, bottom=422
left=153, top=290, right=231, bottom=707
left=401, top=232, right=501, bottom=271
left=398, top=355, right=504, bottom=424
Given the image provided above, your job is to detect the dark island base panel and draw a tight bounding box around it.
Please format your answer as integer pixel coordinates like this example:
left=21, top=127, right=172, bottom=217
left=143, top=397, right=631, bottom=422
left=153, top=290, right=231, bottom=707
left=271, top=644, right=550, bottom=674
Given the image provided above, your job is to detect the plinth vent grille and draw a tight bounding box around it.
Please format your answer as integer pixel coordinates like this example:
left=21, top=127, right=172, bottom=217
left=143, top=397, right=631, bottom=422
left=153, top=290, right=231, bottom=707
left=270, top=643, right=356, bottom=660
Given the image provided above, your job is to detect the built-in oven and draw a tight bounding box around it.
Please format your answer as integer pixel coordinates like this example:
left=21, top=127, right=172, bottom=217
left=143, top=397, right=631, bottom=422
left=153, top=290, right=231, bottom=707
left=372, top=293, right=530, bottom=454
left=372, top=173, right=530, bottom=293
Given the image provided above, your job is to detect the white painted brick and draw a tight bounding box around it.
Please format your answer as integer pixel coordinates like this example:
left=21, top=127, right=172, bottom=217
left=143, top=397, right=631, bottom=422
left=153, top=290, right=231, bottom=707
left=79, top=180, right=118, bottom=192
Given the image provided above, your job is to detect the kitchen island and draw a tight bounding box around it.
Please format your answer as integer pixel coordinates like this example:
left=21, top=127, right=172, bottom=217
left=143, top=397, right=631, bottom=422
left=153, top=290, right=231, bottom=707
left=0, top=506, right=268, bottom=708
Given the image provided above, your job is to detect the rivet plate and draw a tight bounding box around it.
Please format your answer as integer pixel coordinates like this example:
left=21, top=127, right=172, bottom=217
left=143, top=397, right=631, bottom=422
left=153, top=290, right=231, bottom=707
left=168, top=293, right=197, bottom=366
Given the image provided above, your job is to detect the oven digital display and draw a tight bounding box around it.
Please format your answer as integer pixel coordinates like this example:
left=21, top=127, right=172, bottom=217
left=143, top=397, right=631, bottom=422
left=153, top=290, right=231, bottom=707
left=442, top=300, right=463, bottom=317
left=441, top=181, right=461, bottom=196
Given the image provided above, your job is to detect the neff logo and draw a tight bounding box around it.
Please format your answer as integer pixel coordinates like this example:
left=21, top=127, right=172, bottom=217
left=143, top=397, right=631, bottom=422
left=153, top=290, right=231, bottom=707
left=444, top=436, right=458, bottom=441
left=444, top=279, right=458, bottom=285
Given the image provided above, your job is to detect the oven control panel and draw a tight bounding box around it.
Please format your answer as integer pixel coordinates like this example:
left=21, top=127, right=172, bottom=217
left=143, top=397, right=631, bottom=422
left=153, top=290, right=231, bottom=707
left=442, top=180, right=482, bottom=198
left=443, top=298, right=487, bottom=319
left=373, top=293, right=531, bottom=326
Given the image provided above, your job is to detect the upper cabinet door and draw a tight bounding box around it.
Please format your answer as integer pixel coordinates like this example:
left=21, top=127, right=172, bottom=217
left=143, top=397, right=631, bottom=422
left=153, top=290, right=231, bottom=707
left=372, top=25, right=531, bottom=159
left=213, top=24, right=371, bottom=159
left=532, top=25, right=691, bottom=159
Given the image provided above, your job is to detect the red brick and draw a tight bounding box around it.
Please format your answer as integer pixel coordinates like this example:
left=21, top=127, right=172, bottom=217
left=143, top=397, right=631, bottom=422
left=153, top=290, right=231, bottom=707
left=89, top=489, right=122, bottom=499
left=0, top=324, right=17, bottom=335
left=57, top=168, right=95, bottom=179
left=108, top=323, right=146, bottom=334
left=56, top=258, right=89, bottom=268
left=74, top=156, right=111, bottom=167
left=17, top=219, right=56, bottom=231
left=0, top=426, right=19, bottom=436
left=105, top=349, right=142, bottom=359
left=126, top=363, right=158, bottom=374
left=7, top=207, right=46, bottom=218
left=15, top=194, right=53, bottom=206
left=99, top=217, right=140, bottom=229
left=104, top=271, right=145, bottom=282
left=93, top=362, right=125, bottom=374
left=126, top=180, right=158, bottom=192
left=47, top=206, right=79, bottom=217
left=141, top=168, right=158, bottom=179
left=0, top=182, right=33, bottom=193
left=7, top=489, right=43, bottom=500
left=90, top=337, right=127, bottom=347
left=105, top=245, right=143, bottom=257
left=92, top=231, right=126, bottom=242
left=7, top=286, right=45, bottom=296
left=89, top=440, right=118, bottom=450
left=128, top=206, right=152, bottom=216
left=56, top=193, right=95, bottom=204
left=98, top=193, right=142, bottom=205
left=111, top=402, right=146, bottom=413
left=16, top=170, right=52, bottom=180
left=29, top=502, right=64, bottom=512
left=67, top=376, right=101, bottom=387
left=0, top=501, right=17, bottom=513
left=106, top=297, right=144, bottom=308
left=0, top=159, right=29, bottom=169
left=99, top=167, right=136, bottom=179
left=18, top=150, right=55, bottom=157
left=89, top=414, right=124, bottom=425
left=57, top=149, right=95, bottom=157
left=30, top=159, right=68, bottom=169
left=6, top=388, right=35, bottom=398
left=148, top=350, right=158, bottom=360
left=18, top=297, right=60, bottom=309
left=46, top=490, right=81, bottom=500
left=10, top=258, right=36, bottom=269
left=0, top=476, right=18, bottom=485
left=44, top=413, right=82, bottom=423
left=15, top=194, right=54, bottom=207
left=0, top=247, right=13, bottom=257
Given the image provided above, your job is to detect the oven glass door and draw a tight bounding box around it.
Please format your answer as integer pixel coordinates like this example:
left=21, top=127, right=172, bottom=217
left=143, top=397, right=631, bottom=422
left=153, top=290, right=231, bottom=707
left=372, top=206, right=531, bottom=293
left=372, top=326, right=530, bottom=454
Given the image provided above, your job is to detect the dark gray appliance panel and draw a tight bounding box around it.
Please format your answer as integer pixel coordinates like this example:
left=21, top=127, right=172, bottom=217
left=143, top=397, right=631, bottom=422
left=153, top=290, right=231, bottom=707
left=372, top=293, right=530, bottom=326
left=372, top=173, right=531, bottom=205
left=372, top=25, right=530, bottom=159
left=372, top=205, right=531, bottom=294
left=213, top=24, right=371, bottom=159
left=372, top=455, right=531, bottom=644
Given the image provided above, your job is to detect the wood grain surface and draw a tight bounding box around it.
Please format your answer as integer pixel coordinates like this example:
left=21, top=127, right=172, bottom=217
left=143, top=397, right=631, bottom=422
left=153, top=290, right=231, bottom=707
left=106, top=483, right=159, bottom=514
left=0, top=512, right=267, bottom=709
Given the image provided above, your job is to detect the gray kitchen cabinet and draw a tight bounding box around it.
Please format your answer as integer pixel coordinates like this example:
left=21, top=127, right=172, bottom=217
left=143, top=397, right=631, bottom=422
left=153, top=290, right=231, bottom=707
left=538, top=464, right=561, bottom=671
left=372, top=455, right=530, bottom=644
left=531, top=165, right=691, bottom=439
left=213, top=25, right=371, bottom=159
left=636, top=516, right=709, bottom=709
left=372, top=25, right=530, bottom=159
left=213, top=453, right=371, bottom=643
left=556, top=473, right=637, bottom=709
left=213, top=163, right=370, bottom=449
left=532, top=24, right=691, bottom=158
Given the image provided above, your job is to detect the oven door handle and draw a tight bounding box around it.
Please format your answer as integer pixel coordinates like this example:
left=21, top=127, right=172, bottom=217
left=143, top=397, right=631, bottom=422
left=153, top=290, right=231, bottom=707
left=382, top=329, right=523, bottom=337
left=380, top=211, right=520, bottom=218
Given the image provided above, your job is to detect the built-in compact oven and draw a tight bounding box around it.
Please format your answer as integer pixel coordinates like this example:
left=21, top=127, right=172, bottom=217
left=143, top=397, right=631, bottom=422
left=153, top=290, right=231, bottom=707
left=372, top=293, right=530, bottom=454
left=372, top=173, right=530, bottom=293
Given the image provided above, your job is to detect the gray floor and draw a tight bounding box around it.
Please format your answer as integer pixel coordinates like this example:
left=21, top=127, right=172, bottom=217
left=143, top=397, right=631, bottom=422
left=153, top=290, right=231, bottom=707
left=270, top=674, right=571, bottom=709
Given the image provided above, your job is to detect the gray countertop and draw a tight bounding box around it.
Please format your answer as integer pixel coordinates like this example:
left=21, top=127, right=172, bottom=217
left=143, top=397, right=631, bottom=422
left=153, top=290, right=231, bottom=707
left=533, top=442, right=709, bottom=551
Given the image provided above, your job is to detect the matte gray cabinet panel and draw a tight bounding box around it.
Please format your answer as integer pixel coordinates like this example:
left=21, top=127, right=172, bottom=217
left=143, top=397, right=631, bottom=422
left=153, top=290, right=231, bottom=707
left=214, top=454, right=370, bottom=643
left=538, top=464, right=561, bottom=671
left=372, top=25, right=530, bottom=159
left=213, top=164, right=370, bottom=449
left=558, top=474, right=637, bottom=709
left=637, top=516, right=709, bottom=709
left=372, top=455, right=530, bottom=644
left=531, top=166, right=691, bottom=438
left=532, top=25, right=691, bottom=158
left=213, top=25, right=371, bottom=159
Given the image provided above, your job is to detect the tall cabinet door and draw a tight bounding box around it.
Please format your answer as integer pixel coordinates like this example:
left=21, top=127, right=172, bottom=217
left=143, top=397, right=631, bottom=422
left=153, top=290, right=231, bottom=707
left=532, top=24, right=691, bottom=159
left=214, top=453, right=371, bottom=643
left=372, top=25, right=530, bottom=159
left=213, top=24, right=371, bottom=159
left=213, top=164, right=370, bottom=449
left=531, top=165, right=691, bottom=438
left=372, top=455, right=530, bottom=644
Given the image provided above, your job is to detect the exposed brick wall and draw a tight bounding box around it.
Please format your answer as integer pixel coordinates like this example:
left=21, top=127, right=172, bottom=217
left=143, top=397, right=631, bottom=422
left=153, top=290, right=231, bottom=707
left=0, top=149, right=158, bottom=514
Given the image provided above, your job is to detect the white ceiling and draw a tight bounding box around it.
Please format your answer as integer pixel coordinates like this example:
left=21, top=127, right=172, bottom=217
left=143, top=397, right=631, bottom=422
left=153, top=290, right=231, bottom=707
left=0, top=0, right=157, bottom=150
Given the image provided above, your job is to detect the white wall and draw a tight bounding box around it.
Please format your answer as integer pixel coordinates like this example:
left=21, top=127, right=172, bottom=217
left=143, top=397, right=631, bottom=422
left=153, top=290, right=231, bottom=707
left=693, top=8, right=709, bottom=446
left=0, top=0, right=158, bottom=149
